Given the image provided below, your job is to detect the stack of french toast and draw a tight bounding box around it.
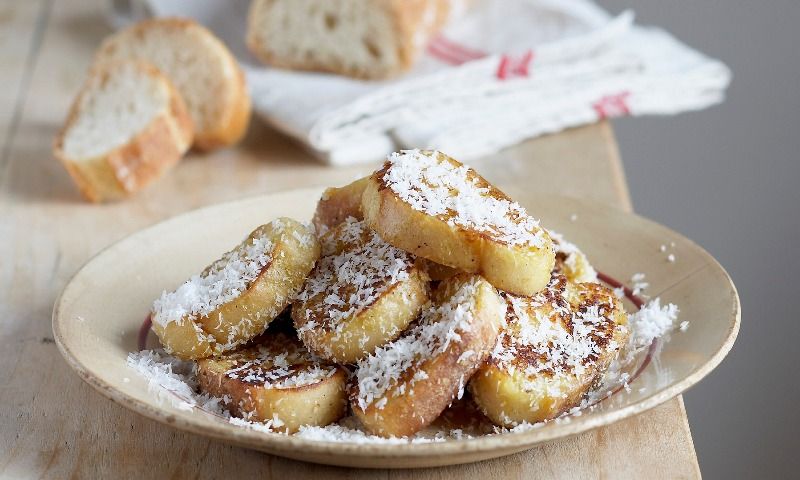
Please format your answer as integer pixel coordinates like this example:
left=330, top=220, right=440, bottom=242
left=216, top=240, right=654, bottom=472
left=150, top=150, right=629, bottom=437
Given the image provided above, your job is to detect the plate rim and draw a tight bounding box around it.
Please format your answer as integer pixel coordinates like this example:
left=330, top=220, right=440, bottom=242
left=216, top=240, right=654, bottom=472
left=52, top=188, right=741, bottom=465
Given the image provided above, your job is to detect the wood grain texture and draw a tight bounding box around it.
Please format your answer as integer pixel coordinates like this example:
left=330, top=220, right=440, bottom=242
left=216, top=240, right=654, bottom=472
left=0, top=0, right=700, bottom=478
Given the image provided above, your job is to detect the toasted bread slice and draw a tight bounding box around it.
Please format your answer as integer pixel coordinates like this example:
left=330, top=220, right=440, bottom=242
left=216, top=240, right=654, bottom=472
left=95, top=18, right=251, bottom=149
left=416, top=258, right=460, bottom=282
left=550, top=230, right=598, bottom=284
left=246, top=0, right=450, bottom=79
left=197, top=332, right=347, bottom=432
left=362, top=150, right=556, bottom=296
left=469, top=275, right=628, bottom=427
left=53, top=61, right=193, bottom=202
left=152, top=218, right=320, bottom=359
left=351, top=274, right=504, bottom=437
left=292, top=218, right=429, bottom=363
left=311, top=176, right=370, bottom=235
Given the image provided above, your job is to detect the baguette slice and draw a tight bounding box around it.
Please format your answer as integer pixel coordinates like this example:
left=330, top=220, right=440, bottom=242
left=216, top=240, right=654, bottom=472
left=247, top=0, right=450, bottom=79
left=53, top=61, right=193, bottom=202
left=351, top=274, right=504, bottom=437
left=311, top=176, right=370, bottom=235
left=151, top=218, right=320, bottom=360
left=94, top=17, right=251, bottom=150
left=197, top=332, right=347, bottom=433
left=469, top=275, right=629, bottom=427
left=293, top=218, right=429, bottom=363
left=362, top=150, right=556, bottom=296
left=550, top=230, right=598, bottom=284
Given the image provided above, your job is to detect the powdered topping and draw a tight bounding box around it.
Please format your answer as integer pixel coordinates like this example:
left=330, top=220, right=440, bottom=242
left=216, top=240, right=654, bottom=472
left=295, top=218, right=414, bottom=335
left=354, top=277, right=481, bottom=410
left=218, top=334, right=338, bottom=389
left=380, top=150, right=546, bottom=247
left=626, top=298, right=679, bottom=351
left=151, top=226, right=279, bottom=328
left=490, top=275, right=626, bottom=389
left=126, top=349, right=225, bottom=412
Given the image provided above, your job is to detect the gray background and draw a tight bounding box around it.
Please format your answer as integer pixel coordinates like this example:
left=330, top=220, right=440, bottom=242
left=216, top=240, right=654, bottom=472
left=602, top=1, right=800, bottom=477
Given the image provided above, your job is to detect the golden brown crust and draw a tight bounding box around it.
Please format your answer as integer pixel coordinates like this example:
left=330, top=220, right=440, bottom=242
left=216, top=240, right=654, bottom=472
left=391, top=0, right=450, bottom=72
left=152, top=218, right=321, bottom=360
left=416, top=258, right=460, bottom=282
left=469, top=278, right=629, bottom=427
left=294, top=267, right=429, bottom=364
left=311, top=176, right=370, bottom=234
left=197, top=333, right=347, bottom=433
left=292, top=218, right=430, bottom=363
left=361, top=152, right=555, bottom=296
left=191, top=58, right=252, bottom=150
left=246, top=0, right=446, bottom=80
left=53, top=61, right=193, bottom=203
left=352, top=274, right=504, bottom=437
left=94, top=17, right=250, bottom=150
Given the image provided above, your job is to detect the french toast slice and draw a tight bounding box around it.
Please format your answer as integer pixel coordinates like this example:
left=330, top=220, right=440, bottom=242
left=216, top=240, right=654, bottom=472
left=351, top=274, right=504, bottom=438
left=197, top=332, right=347, bottom=432
left=311, top=176, right=370, bottom=235
left=362, top=150, right=555, bottom=296
left=469, top=275, right=628, bottom=427
left=416, top=258, right=460, bottom=282
left=550, top=230, right=598, bottom=284
left=292, top=218, right=429, bottom=363
left=152, top=218, right=321, bottom=359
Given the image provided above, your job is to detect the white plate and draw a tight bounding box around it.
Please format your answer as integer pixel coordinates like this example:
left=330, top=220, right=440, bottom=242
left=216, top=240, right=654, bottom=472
left=53, top=188, right=739, bottom=468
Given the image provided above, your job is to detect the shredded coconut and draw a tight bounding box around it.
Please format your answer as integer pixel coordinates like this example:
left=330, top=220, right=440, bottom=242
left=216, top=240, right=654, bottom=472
left=549, top=229, right=598, bottom=283
left=151, top=229, right=277, bottom=328
left=380, top=150, right=547, bottom=247
left=490, top=275, right=625, bottom=394
left=354, top=277, right=481, bottom=410
left=219, top=335, right=338, bottom=389
left=627, top=298, right=680, bottom=350
left=126, top=349, right=226, bottom=414
left=630, top=272, right=649, bottom=296
left=295, top=218, right=413, bottom=339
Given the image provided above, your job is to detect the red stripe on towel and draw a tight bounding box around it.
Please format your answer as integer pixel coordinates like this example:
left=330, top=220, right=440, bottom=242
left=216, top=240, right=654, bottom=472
left=593, top=92, right=631, bottom=119
left=496, top=50, right=535, bottom=80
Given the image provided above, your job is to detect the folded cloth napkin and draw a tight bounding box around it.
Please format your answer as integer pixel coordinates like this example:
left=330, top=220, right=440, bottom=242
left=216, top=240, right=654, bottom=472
left=127, top=0, right=731, bottom=165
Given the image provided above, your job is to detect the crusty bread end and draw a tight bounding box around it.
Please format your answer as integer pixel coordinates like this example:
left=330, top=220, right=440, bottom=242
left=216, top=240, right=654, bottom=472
left=53, top=61, right=193, bottom=202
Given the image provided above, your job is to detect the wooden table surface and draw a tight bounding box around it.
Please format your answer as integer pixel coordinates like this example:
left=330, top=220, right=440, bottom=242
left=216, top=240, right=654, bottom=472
left=0, top=0, right=700, bottom=478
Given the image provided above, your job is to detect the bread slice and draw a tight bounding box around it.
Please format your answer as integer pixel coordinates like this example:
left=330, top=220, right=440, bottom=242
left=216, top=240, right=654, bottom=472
left=53, top=61, right=193, bottom=202
left=416, top=258, right=460, bottom=282
left=292, top=218, right=429, bottom=363
left=197, top=332, right=347, bottom=432
left=469, top=275, right=629, bottom=427
left=351, top=274, right=504, bottom=437
left=311, top=176, right=370, bottom=235
left=151, top=218, right=320, bottom=360
left=247, top=0, right=450, bottom=79
left=550, top=230, right=598, bottom=284
left=94, top=17, right=251, bottom=150
left=362, top=150, right=556, bottom=297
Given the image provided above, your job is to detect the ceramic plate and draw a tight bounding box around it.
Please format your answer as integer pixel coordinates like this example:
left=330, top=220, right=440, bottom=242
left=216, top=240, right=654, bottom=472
left=53, top=188, right=739, bottom=468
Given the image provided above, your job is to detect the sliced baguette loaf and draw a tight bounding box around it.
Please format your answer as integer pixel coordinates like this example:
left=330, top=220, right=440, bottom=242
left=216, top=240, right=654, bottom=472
left=247, top=0, right=450, bottom=79
left=94, top=17, right=251, bottom=150
left=53, top=61, right=193, bottom=202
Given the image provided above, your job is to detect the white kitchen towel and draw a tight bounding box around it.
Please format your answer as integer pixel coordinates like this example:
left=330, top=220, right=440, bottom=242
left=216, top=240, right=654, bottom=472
left=123, top=0, right=731, bottom=165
